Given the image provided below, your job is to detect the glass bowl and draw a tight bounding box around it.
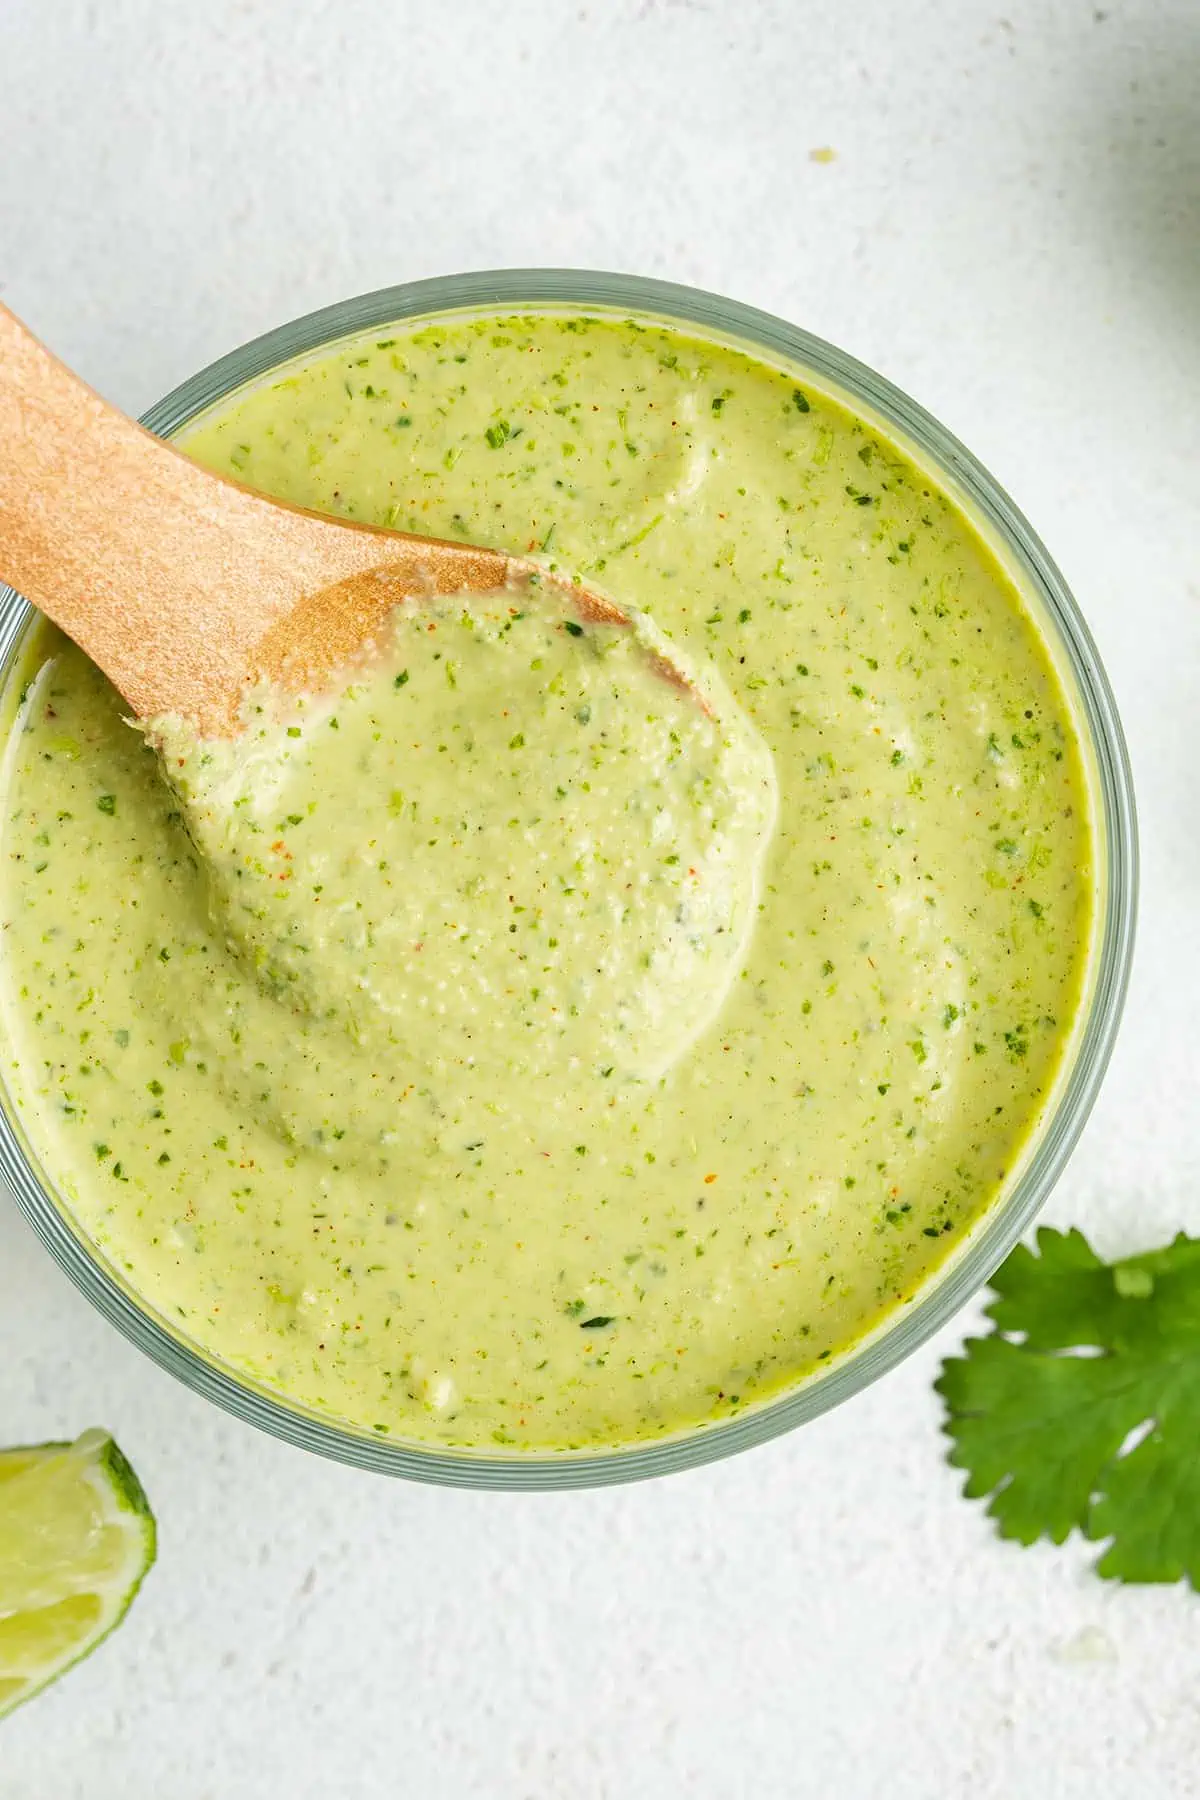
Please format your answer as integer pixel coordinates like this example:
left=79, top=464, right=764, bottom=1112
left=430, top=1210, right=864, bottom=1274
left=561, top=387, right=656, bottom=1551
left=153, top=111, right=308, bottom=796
left=0, top=271, right=1137, bottom=1488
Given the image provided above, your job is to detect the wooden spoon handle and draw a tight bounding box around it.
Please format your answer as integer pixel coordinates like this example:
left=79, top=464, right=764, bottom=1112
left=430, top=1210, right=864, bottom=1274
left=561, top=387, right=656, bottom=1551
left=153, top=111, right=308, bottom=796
left=0, top=302, right=289, bottom=712
left=0, top=305, right=512, bottom=726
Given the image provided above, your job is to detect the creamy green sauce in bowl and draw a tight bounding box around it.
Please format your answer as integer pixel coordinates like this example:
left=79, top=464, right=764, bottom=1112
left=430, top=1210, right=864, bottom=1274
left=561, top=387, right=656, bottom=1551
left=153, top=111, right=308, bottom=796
left=0, top=307, right=1096, bottom=1457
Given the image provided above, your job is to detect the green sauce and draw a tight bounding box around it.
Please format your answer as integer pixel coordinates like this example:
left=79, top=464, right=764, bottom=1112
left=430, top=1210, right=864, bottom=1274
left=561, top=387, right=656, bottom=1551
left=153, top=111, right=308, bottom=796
left=0, top=311, right=1093, bottom=1452
left=153, top=596, right=778, bottom=1125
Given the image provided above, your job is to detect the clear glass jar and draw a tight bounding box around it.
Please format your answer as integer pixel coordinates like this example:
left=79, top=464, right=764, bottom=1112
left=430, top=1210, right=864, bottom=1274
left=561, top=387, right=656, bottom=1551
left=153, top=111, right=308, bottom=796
left=0, top=271, right=1137, bottom=1488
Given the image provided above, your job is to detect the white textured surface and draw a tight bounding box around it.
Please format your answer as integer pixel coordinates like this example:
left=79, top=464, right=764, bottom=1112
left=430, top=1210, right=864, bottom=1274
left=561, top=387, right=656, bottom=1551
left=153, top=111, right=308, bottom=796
left=2, top=1, right=1199, bottom=1794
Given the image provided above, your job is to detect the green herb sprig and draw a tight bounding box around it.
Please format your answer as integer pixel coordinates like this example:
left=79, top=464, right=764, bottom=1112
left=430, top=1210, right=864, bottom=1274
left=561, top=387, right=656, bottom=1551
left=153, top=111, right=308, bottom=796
left=938, top=1225, right=1200, bottom=1588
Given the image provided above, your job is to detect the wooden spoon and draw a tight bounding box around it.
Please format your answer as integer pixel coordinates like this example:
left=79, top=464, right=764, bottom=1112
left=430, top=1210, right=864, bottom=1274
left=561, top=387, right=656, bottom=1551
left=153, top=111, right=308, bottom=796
left=0, top=303, right=674, bottom=736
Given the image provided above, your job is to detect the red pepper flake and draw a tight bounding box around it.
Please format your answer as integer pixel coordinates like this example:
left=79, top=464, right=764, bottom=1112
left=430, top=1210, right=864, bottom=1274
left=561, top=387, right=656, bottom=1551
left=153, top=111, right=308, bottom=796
left=704, top=1172, right=718, bottom=1184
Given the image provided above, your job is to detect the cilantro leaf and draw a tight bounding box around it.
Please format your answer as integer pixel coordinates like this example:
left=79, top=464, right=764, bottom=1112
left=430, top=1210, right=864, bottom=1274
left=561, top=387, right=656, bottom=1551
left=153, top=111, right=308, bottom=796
left=936, top=1225, right=1200, bottom=1586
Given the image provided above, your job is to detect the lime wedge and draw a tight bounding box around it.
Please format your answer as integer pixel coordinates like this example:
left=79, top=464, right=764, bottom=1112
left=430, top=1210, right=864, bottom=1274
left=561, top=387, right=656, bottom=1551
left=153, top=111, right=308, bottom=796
left=0, top=1429, right=155, bottom=1718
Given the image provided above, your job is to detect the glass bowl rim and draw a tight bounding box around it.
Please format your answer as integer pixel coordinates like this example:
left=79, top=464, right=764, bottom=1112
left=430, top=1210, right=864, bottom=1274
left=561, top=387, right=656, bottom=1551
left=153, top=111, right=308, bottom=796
left=0, top=267, right=1138, bottom=1489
